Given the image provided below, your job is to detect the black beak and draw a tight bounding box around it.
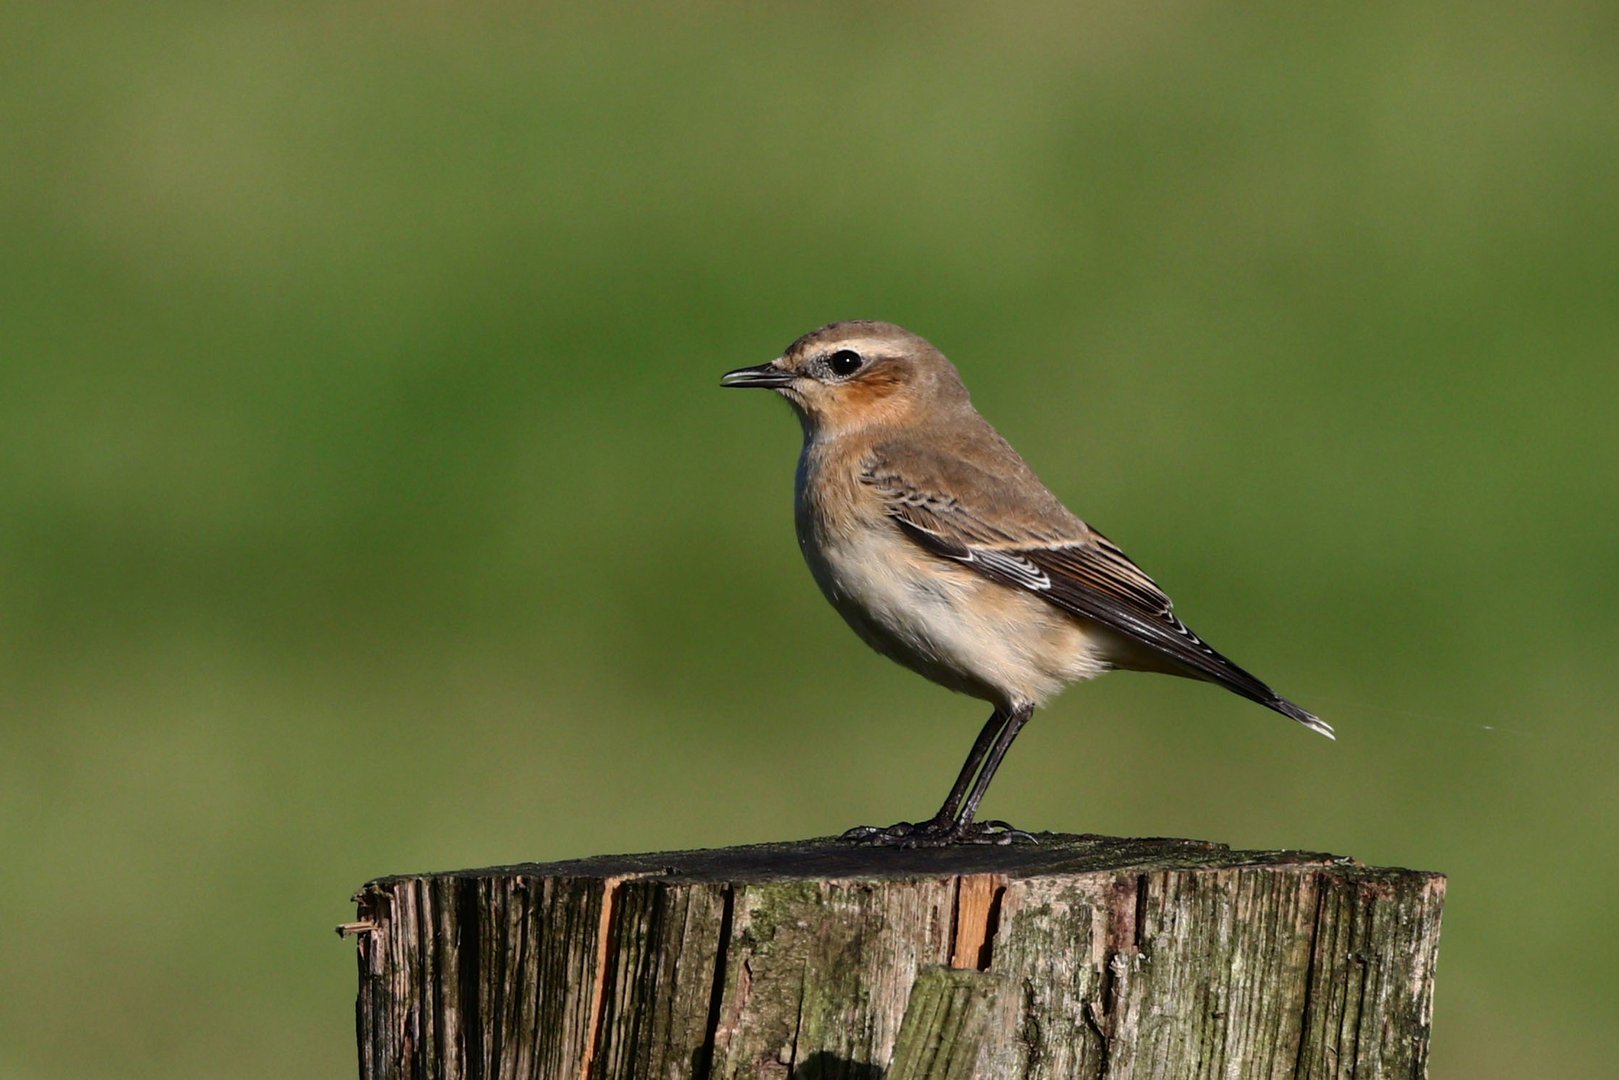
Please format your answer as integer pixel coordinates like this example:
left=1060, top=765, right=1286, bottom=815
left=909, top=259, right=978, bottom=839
left=720, top=362, right=795, bottom=389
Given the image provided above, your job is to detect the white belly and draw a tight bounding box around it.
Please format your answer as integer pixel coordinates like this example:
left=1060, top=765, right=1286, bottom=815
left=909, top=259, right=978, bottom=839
left=800, top=522, right=1114, bottom=708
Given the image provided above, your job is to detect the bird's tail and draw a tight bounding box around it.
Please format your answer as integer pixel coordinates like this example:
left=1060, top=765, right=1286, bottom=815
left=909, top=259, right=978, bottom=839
left=1268, top=696, right=1335, bottom=740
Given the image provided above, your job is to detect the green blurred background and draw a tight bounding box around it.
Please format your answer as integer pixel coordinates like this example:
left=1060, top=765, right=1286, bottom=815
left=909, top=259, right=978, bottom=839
left=3, top=2, right=1615, bottom=1076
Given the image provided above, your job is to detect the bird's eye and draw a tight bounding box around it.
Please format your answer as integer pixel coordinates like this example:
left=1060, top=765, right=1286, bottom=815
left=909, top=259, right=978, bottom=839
left=828, top=349, right=864, bottom=377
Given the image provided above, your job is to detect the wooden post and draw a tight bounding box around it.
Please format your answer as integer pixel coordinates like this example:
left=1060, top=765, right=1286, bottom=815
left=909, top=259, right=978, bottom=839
left=344, top=834, right=1444, bottom=1079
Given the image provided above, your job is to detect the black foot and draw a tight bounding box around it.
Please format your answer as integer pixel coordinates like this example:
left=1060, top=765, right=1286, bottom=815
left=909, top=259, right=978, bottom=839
left=839, top=818, right=1038, bottom=848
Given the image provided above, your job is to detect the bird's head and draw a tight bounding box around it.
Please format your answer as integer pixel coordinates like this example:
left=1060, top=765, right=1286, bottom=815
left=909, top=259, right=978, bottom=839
left=722, top=320, right=970, bottom=437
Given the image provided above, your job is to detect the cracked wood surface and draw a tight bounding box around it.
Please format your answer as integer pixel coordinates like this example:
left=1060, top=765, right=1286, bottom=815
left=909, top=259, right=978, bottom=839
left=349, top=834, right=1444, bottom=1079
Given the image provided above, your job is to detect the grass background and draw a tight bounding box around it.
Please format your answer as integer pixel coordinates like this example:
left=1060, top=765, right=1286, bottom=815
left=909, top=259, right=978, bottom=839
left=3, top=2, right=1616, bottom=1076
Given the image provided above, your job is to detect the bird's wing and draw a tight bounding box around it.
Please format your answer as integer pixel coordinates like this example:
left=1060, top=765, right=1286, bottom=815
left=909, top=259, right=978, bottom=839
left=860, top=448, right=1331, bottom=736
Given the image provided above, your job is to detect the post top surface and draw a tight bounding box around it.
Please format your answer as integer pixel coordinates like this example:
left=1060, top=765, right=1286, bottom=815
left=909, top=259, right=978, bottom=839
left=363, top=833, right=1442, bottom=890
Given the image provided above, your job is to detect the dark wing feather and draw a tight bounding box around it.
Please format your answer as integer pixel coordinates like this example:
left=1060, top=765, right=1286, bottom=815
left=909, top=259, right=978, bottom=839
left=864, top=464, right=1331, bottom=737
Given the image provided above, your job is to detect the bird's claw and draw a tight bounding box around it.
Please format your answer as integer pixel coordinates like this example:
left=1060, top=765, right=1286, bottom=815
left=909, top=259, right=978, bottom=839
left=839, top=818, right=1039, bottom=847
left=973, top=819, right=1039, bottom=844
left=839, top=821, right=921, bottom=844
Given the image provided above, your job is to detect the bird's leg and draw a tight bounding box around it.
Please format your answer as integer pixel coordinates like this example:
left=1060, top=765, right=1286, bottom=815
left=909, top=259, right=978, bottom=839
left=840, top=708, right=1007, bottom=845
left=924, top=707, right=1010, bottom=828
left=949, top=703, right=1035, bottom=840
left=841, top=706, right=1037, bottom=846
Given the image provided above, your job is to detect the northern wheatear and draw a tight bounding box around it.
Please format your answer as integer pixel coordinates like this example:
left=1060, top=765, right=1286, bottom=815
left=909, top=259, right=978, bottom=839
left=723, top=320, right=1330, bottom=845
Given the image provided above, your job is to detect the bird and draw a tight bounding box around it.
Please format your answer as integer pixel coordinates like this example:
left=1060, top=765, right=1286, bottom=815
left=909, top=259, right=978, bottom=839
left=721, top=320, right=1331, bottom=845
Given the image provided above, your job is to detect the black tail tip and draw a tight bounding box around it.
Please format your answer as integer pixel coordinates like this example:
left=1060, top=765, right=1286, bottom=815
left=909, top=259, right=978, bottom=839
left=1273, top=697, right=1335, bottom=740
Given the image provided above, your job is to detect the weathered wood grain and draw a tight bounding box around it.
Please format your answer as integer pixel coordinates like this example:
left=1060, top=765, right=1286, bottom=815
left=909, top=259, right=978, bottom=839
left=886, top=968, right=1010, bottom=1080
left=347, top=834, right=1444, bottom=1079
